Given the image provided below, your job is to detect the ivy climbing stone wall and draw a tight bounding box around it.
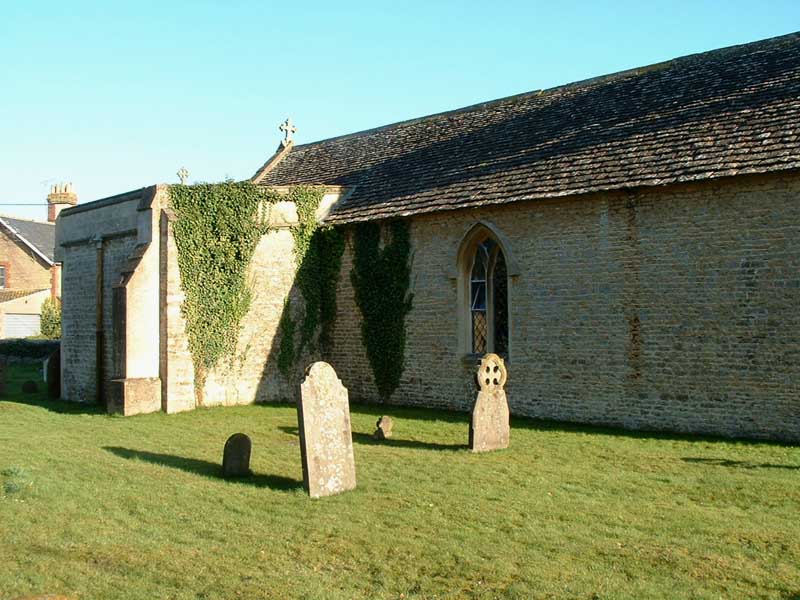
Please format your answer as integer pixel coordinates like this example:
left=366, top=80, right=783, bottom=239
left=56, top=172, right=800, bottom=441
left=162, top=184, right=338, bottom=410
left=201, top=229, right=298, bottom=406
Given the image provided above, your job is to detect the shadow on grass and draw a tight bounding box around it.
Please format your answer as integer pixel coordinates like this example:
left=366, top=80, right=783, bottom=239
left=508, top=415, right=800, bottom=448
left=103, top=447, right=303, bottom=491
left=344, top=402, right=799, bottom=448
left=682, top=457, right=800, bottom=470
left=351, top=432, right=467, bottom=451
left=1, top=393, right=103, bottom=415
left=278, top=426, right=467, bottom=452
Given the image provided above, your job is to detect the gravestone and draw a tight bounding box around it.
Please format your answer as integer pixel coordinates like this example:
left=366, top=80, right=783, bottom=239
left=46, top=349, right=61, bottom=399
left=222, top=433, right=252, bottom=478
left=0, top=358, right=7, bottom=396
left=469, top=353, right=510, bottom=452
left=298, top=362, right=356, bottom=498
left=373, top=415, right=394, bottom=440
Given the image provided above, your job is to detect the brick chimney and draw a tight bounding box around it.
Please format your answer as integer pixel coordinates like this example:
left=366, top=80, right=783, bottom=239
left=47, top=182, right=78, bottom=222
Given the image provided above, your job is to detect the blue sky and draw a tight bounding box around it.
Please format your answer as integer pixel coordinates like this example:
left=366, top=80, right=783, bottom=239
left=1, top=1, right=798, bottom=220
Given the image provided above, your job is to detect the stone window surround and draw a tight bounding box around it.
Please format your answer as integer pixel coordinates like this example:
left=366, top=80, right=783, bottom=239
left=0, top=262, right=9, bottom=289
left=452, top=220, right=519, bottom=361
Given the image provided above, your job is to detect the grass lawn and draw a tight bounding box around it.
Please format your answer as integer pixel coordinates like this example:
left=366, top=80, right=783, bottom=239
left=1, top=364, right=799, bottom=600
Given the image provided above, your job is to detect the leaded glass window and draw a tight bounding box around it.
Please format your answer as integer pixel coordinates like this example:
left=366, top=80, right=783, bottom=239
left=469, top=238, right=508, bottom=355
left=493, top=250, right=508, bottom=354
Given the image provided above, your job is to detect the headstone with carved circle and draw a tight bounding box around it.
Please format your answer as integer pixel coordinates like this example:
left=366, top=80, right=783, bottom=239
left=469, top=353, right=510, bottom=452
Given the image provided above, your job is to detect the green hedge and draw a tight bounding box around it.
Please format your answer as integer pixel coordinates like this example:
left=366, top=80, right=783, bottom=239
left=0, top=339, right=60, bottom=359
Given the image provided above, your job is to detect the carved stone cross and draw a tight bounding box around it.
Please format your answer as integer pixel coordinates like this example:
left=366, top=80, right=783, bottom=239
left=469, top=353, right=510, bottom=453
left=279, top=118, right=297, bottom=147
left=177, top=167, right=189, bottom=185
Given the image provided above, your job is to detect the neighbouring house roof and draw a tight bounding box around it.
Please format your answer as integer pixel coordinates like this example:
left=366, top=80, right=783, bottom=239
left=254, top=32, right=800, bottom=224
left=0, top=216, right=55, bottom=264
left=0, top=288, right=49, bottom=303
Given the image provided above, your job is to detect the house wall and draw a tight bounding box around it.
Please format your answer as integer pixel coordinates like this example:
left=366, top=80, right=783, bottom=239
left=0, top=233, right=51, bottom=290
left=328, top=172, right=800, bottom=442
left=0, top=289, right=52, bottom=337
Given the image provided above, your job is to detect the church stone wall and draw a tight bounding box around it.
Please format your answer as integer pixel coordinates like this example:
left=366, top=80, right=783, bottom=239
left=60, top=242, right=98, bottom=402
left=160, top=212, right=196, bottom=413
left=57, top=194, right=143, bottom=403
left=328, top=172, right=800, bottom=442
left=160, top=222, right=300, bottom=410
left=201, top=228, right=298, bottom=406
left=57, top=187, right=164, bottom=409
left=101, top=234, right=139, bottom=401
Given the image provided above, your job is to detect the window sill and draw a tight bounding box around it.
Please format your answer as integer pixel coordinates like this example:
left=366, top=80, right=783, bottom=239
left=461, top=353, right=509, bottom=367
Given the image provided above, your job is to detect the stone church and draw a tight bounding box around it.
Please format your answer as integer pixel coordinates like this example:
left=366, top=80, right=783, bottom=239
left=56, top=32, right=800, bottom=441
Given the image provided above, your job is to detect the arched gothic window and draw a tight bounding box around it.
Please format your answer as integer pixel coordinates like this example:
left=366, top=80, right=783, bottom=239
left=469, top=238, right=509, bottom=355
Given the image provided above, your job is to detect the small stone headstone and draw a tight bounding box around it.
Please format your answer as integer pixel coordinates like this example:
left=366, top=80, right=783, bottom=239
left=22, top=380, right=39, bottom=394
left=222, top=433, right=252, bottom=478
left=298, top=362, right=356, bottom=498
left=469, top=353, right=510, bottom=453
left=47, top=349, right=61, bottom=399
left=373, top=415, right=394, bottom=440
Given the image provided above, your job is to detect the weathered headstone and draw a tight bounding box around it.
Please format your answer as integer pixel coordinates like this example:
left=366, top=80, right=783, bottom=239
left=298, top=362, right=356, bottom=498
left=373, top=415, right=394, bottom=440
left=46, top=349, right=61, bottom=399
left=22, top=380, right=39, bottom=394
left=469, top=353, right=510, bottom=452
left=222, top=433, right=252, bottom=478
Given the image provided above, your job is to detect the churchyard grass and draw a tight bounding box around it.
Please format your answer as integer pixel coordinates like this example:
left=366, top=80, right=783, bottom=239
left=1, top=364, right=798, bottom=600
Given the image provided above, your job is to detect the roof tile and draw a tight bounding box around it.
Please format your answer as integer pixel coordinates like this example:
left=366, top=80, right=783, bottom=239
left=256, top=32, right=800, bottom=223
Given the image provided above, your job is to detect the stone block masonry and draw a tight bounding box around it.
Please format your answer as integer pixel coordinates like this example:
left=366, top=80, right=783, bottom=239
left=55, top=171, right=800, bottom=442
left=57, top=187, right=163, bottom=408
left=328, top=172, right=800, bottom=442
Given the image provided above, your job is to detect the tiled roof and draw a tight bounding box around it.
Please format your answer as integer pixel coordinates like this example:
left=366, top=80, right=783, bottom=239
left=255, top=32, right=800, bottom=224
left=0, top=216, right=55, bottom=263
left=0, top=289, right=48, bottom=303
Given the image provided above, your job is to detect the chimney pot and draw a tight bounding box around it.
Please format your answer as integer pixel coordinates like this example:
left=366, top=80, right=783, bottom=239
left=47, top=182, right=78, bottom=222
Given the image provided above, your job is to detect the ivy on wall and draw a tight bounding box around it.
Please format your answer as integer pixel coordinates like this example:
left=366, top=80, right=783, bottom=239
left=169, top=182, right=345, bottom=388
left=276, top=187, right=345, bottom=377
left=350, top=220, right=413, bottom=400
left=168, top=181, right=268, bottom=393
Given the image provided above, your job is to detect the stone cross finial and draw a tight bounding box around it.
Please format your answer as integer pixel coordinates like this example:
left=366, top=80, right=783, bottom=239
left=177, top=167, right=189, bottom=185
left=279, top=117, right=297, bottom=147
